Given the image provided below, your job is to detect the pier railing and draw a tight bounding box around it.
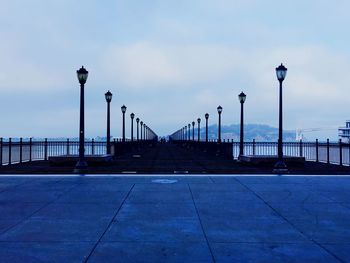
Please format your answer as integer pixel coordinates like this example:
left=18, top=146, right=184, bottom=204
left=0, top=138, right=158, bottom=166
left=0, top=138, right=109, bottom=165
left=174, top=139, right=350, bottom=166
left=1, top=138, right=349, bottom=166
left=232, top=139, right=349, bottom=166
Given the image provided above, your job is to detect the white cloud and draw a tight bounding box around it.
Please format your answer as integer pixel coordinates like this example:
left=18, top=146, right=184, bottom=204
left=99, top=43, right=246, bottom=90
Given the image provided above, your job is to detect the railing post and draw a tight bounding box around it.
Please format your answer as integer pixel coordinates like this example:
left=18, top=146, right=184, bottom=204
left=92, top=138, right=95, bottom=155
left=29, top=138, right=32, bottom=162
left=0, top=137, right=2, bottom=166
left=316, top=139, right=319, bottom=162
left=253, top=139, right=256, bottom=156
left=44, top=138, right=48, bottom=161
left=8, top=138, right=12, bottom=165
left=67, top=138, right=70, bottom=155
left=327, top=138, right=330, bottom=164
left=20, top=138, right=23, bottom=163
left=349, top=141, right=350, bottom=167
left=339, top=139, right=343, bottom=166
left=299, top=139, right=303, bottom=157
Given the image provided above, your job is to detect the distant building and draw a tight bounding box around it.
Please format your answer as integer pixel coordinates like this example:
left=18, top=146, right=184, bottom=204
left=339, top=121, right=350, bottom=141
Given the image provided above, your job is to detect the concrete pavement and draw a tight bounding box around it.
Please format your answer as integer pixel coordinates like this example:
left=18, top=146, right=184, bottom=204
left=0, top=175, right=349, bottom=262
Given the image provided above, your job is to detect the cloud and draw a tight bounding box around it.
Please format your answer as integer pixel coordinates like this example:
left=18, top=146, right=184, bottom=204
left=99, top=42, right=245, bottom=89
left=1, top=0, right=350, bottom=139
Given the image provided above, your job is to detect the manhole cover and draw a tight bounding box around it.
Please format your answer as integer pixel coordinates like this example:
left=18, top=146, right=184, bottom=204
left=152, top=179, right=178, bottom=184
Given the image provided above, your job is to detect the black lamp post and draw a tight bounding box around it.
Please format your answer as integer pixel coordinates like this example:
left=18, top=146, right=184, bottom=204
left=145, top=125, right=147, bottom=140
left=188, top=124, right=191, bottom=140
left=130, top=113, right=135, bottom=142
left=192, top=121, right=195, bottom=141
left=217, top=106, right=223, bottom=143
left=136, top=118, right=140, bottom=140
left=205, top=113, right=209, bottom=142
left=121, top=105, right=127, bottom=142
left=274, top=63, right=288, bottom=172
left=105, top=90, right=112, bottom=154
left=238, top=92, right=246, bottom=157
left=197, top=118, right=201, bottom=141
left=76, top=66, right=88, bottom=170
left=140, top=121, right=143, bottom=140
left=185, top=126, right=187, bottom=141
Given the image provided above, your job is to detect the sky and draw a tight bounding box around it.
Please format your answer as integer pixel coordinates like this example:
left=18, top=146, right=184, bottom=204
left=0, top=0, right=349, bottom=140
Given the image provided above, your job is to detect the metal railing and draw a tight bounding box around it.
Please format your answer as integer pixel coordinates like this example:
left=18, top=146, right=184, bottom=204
left=1, top=137, right=349, bottom=167
left=233, top=139, right=350, bottom=166
left=0, top=138, right=108, bottom=165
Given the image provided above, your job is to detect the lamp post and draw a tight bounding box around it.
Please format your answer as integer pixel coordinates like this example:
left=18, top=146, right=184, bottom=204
left=121, top=105, right=127, bottom=142
left=188, top=124, right=191, bottom=140
left=140, top=121, right=143, bottom=140
left=274, top=63, right=288, bottom=172
left=105, top=90, right=112, bottom=154
left=185, top=126, right=187, bottom=141
left=217, top=106, right=223, bottom=143
left=130, top=113, right=135, bottom=142
left=136, top=118, right=140, bottom=140
left=192, top=121, right=195, bottom=141
left=205, top=113, right=209, bottom=142
left=238, top=92, right=246, bottom=157
left=76, top=66, right=88, bottom=170
left=197, top=118, right=201, bottom=141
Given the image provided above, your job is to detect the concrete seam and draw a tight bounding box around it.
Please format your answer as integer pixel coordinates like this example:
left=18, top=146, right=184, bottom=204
left=0, top=180, right=80, bottom=236
left=188, top=183, right=216, bottom=263
left=84, top=183, right=135, bottom=262
left=234, top=177, right=345, bottom=263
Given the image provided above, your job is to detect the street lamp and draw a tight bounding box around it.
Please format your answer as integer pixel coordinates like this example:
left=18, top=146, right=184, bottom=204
left=217, top=106, right=223, bottom=143
left=274, top=63, right=288, bottom=172
left=205, top=113, right=209, bottom=142
left=105, top=90, right=112, bottom=154
left=76, top=66, right=88, bottom=170
left=238, top=92, right=246, bottom=157
left=188, top=124, right=191, bottom=140
left=197, top=118, right=201, bottom=141
left=140, top=121, right=143, bottom=140
left=130, top=113, right=135, bottom=142
left=185, top=125, right=187, bottom=141
left=136, top=118, right=140, bottom=140
left=121, top=105, right=127, bottom=142
left=192, top=121, right=195, bottom=141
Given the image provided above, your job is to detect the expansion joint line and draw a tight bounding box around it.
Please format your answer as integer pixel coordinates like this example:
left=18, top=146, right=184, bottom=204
left=233, top=178, right=345, bottom=263
left=0, top=179, right=79, bottom=236
left=84, top=184, right=135, bottom=263
left=188, top=184, right=216, bottom=263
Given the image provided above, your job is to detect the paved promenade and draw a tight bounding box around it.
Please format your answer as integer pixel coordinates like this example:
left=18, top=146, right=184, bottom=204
left=0, top=175, right=350, bottom=262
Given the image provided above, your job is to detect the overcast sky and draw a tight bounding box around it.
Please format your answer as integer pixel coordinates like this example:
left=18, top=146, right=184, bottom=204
left=0, top=0, right=349, bottom=139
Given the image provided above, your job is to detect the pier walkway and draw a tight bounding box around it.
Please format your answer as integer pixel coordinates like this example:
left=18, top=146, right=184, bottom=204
left=0, top=175, right=349, bottom=262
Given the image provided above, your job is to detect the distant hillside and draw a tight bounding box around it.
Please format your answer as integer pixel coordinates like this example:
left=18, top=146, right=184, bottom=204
left=202, top=124, right=295, bottom=142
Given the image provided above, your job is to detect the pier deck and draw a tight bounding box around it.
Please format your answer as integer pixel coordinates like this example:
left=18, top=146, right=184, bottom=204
left=0, top=175, right=349, bottom=262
